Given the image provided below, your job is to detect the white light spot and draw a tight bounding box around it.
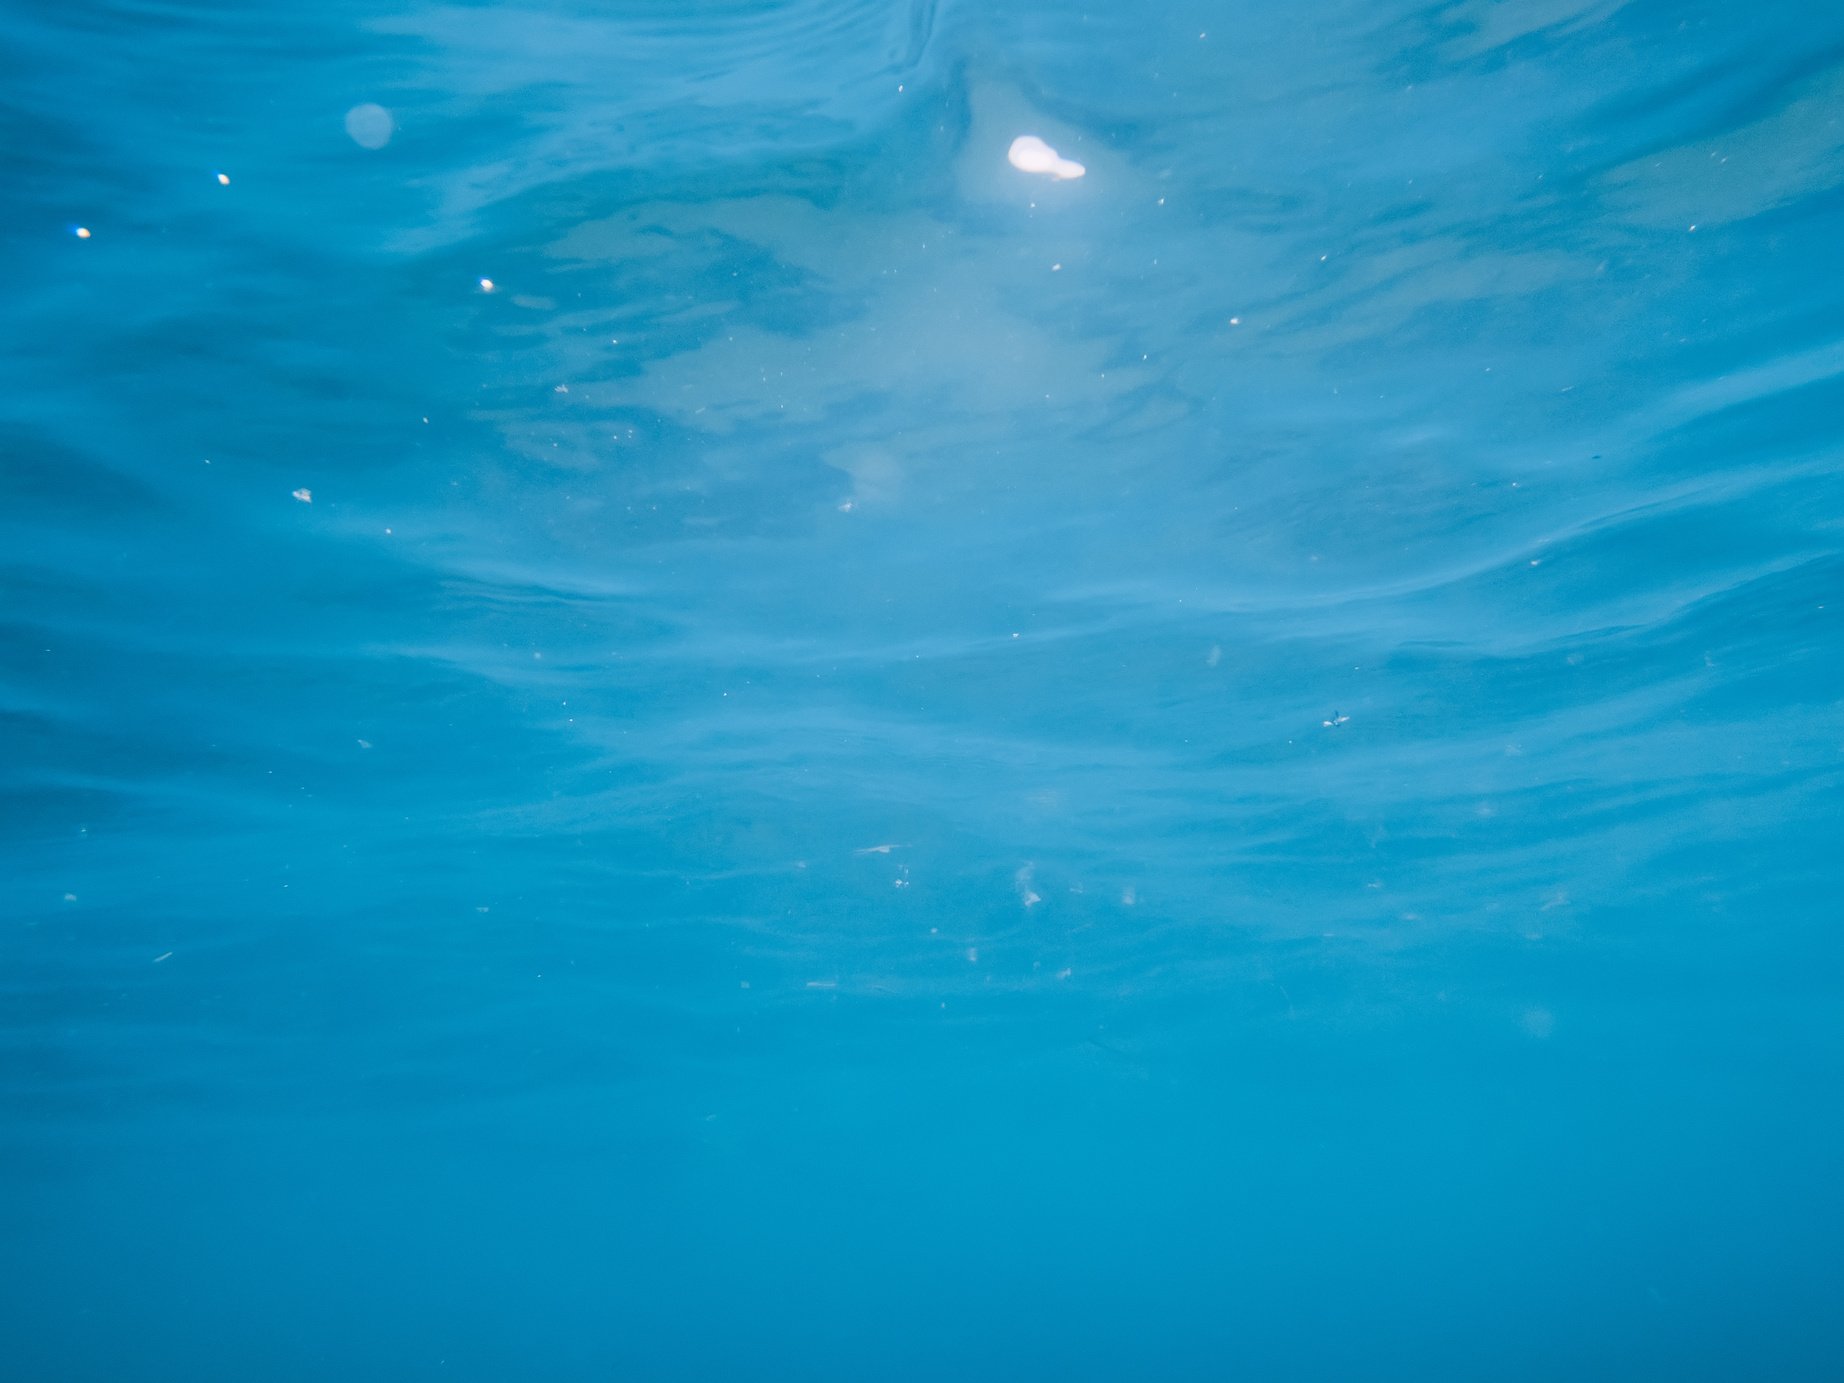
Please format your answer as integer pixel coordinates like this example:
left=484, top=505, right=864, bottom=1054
left=478, top=277, right=495, bottom=292
left=291, top=487, right=312, bottom=504
left=215, top=172, right=231, bottom=186
left=344, top=103, right=394, bottom=150
left=1008, top=134, right=1086, bottom=181
left=73, top=226, right=91, bottom=239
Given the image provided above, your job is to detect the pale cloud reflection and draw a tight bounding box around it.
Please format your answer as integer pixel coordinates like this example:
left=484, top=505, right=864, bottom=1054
left=538, top=108, right=1149, bottom=506
left=1433, top=0, right=1628, bottom=63
left=1601, top=65, right=1844, bottom=229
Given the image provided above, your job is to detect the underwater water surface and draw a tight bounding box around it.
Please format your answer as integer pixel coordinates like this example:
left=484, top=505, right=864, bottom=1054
left=4, top=0, right=1844, bottom=1378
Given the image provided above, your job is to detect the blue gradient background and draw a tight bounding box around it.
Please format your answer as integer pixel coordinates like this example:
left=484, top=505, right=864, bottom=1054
left=4, top=1, right=1843, bottom=1377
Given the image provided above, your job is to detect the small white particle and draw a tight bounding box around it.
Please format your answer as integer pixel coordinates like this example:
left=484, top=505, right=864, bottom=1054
left=291, top=487, right=312, bottom=503
left=478, top=278, right=495, bottom=292
left=74, top=226, right=91, bottom=239
left=216, top=172, right=230, bottom=186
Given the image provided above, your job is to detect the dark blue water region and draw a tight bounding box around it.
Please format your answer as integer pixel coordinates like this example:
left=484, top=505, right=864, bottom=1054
left=4, top=0, right=1844, bottom=1378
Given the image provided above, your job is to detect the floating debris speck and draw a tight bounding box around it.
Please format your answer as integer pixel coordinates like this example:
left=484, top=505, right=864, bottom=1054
left=1015, top=863, right=1042, bottom=909
left=344, top=103, right=394, bottom=150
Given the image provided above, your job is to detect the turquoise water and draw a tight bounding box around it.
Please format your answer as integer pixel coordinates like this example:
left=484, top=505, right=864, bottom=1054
left=5, top=1, right=1844, bottom=1377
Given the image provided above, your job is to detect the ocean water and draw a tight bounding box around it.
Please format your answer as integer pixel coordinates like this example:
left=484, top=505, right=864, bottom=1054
left=5, top=0, right=1843, bottom=1377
